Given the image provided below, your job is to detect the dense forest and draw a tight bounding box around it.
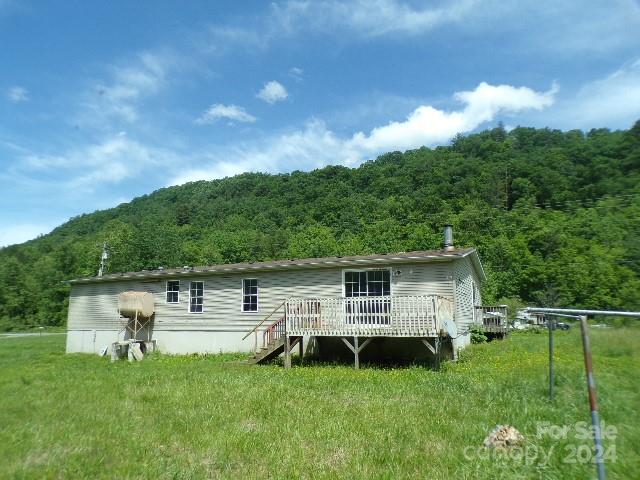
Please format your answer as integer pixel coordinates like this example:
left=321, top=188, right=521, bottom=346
left=1, top=123, right=639, bottom=330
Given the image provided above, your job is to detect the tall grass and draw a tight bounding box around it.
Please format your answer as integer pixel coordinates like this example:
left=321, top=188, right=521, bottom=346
left=0, top=328, right=638, bottom=479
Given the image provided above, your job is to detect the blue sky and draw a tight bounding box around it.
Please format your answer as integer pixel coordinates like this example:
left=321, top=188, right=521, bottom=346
left=1, top=0, right=640, bottom=247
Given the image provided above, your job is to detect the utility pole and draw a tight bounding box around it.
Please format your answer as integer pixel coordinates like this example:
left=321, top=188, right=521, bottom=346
left=98, top=243, right=109, bottom=277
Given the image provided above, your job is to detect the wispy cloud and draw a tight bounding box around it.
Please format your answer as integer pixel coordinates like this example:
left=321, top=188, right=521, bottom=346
left=195, top=104, right=257, bottom=124
left=257, top=81, right=288, bottom=104
left=271, top=0, right=479, bottom=37
left=198, top=0, right=640, bottom=57
left=21, top=133, right=178, bottom=190
left=77, top=51, right=175, bottom=127
left=196, top=25, right=267, bottom=55
left=172, top=81, right=556, bottom=184
left=289, top=66, right=304, bottom=81
left=554, top=58, right=640, bottom=128
left=7, top=86, right=29, bottom=103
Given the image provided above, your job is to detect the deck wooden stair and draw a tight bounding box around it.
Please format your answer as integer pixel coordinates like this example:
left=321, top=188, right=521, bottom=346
left=246, top=313, right=301, bottom=365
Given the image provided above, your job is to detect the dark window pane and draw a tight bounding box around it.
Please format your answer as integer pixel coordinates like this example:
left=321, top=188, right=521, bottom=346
left=345, top=282, right=353, bottom=297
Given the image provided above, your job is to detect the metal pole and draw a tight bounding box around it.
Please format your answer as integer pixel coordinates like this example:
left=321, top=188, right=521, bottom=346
left=526, top=307, right=640, bottom=318
left=579, top=315, right=606, bottom=480
left=548, top=315, right=554, bottom=401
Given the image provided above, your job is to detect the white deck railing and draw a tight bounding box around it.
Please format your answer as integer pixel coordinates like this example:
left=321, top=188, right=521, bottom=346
left=474, top=305, right=508, bottom=331
left=285, top=295, right=453, bottom=337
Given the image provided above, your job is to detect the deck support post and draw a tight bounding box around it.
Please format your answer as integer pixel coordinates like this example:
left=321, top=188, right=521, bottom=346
left=298, top=337, right=303, bottom=365
left=422, top=337, right=441, bottom=369
left=354, top=336, right=359, bottom=369
left=341, top=337, right=373, bottom=369
left=284, top=335, right=291, bottom=369
left=421, top=338, right=438, bottom=355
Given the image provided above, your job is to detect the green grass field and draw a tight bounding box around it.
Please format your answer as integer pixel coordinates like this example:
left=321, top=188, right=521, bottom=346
left=1, top=328, right=638, bottom=479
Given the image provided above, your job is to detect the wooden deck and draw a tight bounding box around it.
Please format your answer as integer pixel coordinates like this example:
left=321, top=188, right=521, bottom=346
left=285, top=295, right=453, bottom=337
left=245, top=294, right=456, bottom=368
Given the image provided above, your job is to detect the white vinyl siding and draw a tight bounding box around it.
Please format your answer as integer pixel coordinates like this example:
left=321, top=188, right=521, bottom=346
left=390, top=262, right=453, bottom=298
left=452, top=258, right=481, bottom=335
left=66, top=259, right=470, bottom=335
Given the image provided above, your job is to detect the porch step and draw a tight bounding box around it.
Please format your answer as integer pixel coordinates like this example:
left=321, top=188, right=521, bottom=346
left=248, top=336, right=302, bottom=365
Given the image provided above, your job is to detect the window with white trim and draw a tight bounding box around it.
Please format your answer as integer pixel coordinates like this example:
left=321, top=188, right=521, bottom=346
left=166, top=280, right=180, bottom=303
left=189, top=281, right=204, bottom=313
left=344, top=270, right=390, bottom=297
left=343, top=269, right=391, bottom=325
left=242, top=279, right=258, bottom=312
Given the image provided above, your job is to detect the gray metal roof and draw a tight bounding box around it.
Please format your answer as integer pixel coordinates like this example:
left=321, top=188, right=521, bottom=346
left=69, top=247, right=486, bottom=284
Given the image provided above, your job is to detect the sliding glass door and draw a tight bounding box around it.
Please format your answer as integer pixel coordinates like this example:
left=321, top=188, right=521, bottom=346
left=344, top=269, right=391, bottom=325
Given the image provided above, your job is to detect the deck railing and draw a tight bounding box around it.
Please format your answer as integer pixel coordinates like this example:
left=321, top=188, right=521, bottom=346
left=285, top=295, right=452, bottom=336
left=263, top=315, right=286, bottom=347
left=474, top=305, right=508, bottom=331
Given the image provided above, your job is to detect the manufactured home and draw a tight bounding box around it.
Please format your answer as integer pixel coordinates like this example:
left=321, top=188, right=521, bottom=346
left=66, top=226, right=505, bottom=366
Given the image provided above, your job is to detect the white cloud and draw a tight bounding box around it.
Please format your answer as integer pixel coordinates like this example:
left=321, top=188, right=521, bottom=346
left=172, top=81, right=556, bottom=184
left=257, top=80, right=288, bottom=104
left=0, top=223, right=55, bottom=248
left=7, top=86, right=29, bottom=103
left=195, top=104, right=257, bottom=124
left=346, top=82, right=556, bottom=158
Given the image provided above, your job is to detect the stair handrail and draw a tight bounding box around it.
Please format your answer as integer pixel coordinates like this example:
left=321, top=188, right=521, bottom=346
left=242, top=298, right=288, bottom=341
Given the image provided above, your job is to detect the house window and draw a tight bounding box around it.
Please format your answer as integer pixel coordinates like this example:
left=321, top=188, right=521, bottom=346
left=166, top=280, right=180, bottom=303
left=344, top=270, right=390, bottom=297
left=189, top=281, right=204, bottom=313
left=242, top=279, right=258, bottom=312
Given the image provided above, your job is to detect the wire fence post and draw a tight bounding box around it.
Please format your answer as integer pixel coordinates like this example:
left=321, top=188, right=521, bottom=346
left=579, top=315, right=606, bottom=480
left=524, top=306, right=640, bottom=480
left=548, top=315, right=554, bottom=401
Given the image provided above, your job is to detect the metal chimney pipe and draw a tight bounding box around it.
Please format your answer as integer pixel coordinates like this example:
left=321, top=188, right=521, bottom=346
left=444, top=224, right=454, bottom=251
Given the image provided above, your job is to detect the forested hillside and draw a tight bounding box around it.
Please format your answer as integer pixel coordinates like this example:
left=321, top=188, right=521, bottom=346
left=1, top=123, right=639, bottom=330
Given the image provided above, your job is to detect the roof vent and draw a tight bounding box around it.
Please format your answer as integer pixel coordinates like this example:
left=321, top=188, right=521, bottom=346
left=444, top=224, right=454, bottom=251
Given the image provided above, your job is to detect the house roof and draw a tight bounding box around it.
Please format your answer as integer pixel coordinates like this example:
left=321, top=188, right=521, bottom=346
left=69, top=247, right=486, bottom=284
